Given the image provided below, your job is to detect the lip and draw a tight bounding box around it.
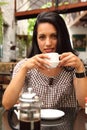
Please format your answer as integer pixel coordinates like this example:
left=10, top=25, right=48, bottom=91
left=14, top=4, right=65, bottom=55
left=44, top=48, right=54, bottom=53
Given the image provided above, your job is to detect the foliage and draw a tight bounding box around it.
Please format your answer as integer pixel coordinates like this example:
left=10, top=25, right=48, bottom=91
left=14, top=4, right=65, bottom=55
left=0, top=10, right=3, bottom=44
left=41, top=2, right=52, bottom=8
left=0, top=2, right=8, bottom=44
left=28, top=18, right=36, bottom=35
left=0, top=2, right=8, bottom=6
left=27, top=18, right=36, bottom=44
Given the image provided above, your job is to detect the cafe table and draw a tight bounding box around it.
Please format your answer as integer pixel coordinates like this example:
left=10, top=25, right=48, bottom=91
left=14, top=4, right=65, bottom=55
left=0, top=107, right=87, bottom=130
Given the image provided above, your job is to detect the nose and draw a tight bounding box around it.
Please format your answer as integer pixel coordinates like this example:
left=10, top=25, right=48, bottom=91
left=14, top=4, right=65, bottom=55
left=45, top=37, right=51, bottom=46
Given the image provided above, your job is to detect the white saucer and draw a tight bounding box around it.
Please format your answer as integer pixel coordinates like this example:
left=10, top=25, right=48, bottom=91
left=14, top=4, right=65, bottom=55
left=41, top=109, right=65, bottom=120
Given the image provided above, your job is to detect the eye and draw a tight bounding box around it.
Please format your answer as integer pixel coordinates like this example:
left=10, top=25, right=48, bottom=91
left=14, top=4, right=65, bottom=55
left=50, top=34, right=57, bottom=39
left=38, top=35, right=46, bottom=41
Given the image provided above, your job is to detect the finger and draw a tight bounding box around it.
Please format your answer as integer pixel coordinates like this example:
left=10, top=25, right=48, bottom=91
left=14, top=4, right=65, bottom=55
left=34, top=58, right=47, bottom=70
left=36, top=55, right=51, bottom=67
left=59, top=55, right=72, bottom=66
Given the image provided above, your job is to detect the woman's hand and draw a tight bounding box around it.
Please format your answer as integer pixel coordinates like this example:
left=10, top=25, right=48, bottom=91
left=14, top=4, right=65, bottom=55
left=59, top=52, right=85, bottom=72
left=22, top=54, right=50, bottom=71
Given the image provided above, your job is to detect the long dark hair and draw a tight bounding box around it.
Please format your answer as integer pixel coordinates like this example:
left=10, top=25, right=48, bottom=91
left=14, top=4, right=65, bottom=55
left=28, top=11, right=76, bottom=58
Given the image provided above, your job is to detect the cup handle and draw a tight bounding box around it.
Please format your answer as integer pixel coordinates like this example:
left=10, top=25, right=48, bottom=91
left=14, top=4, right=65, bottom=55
left=7, top=107, right=19, bottom=130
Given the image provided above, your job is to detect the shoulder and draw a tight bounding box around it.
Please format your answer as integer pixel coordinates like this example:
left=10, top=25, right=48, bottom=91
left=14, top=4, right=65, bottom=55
left=14, top=58, right=27, bottom=70
left=12, top=58, right=28, bottom=77
left=16, top=58, right=28, bottom=66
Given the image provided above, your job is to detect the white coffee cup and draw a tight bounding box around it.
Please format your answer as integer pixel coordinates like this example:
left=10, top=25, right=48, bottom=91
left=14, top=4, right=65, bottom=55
left=45, top=52, right=60, bottom=68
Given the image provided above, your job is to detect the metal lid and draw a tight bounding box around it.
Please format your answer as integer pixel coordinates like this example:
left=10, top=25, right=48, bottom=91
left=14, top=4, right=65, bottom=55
left=19, top=88, right=39, bottom=102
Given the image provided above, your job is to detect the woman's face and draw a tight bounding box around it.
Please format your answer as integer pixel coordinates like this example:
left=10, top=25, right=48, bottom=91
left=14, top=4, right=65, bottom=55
left=37, top=23, right=58, bottom=53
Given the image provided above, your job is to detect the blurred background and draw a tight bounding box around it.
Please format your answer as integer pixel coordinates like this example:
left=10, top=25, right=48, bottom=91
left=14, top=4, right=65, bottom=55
left=0, top=0, right=87, bottom=104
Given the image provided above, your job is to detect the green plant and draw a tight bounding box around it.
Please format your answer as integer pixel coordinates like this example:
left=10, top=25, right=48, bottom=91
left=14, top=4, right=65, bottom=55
left=41, top=2, right=52, bottom=8
left=28, top=18, right=36, bottom=43
left=0, top=2, right=8, bottom=6
left=0, top=8, right=3, bottom=44
left=0, top=2, right=8, bottom=44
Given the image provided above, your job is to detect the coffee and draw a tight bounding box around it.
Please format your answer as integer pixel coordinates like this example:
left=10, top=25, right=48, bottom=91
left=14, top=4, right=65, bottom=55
left=20, top=119, right=40, bottom=130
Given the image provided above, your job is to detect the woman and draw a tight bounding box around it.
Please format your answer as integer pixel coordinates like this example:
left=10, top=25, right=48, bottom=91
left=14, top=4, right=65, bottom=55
left=2, top=11, right=87, bottom=110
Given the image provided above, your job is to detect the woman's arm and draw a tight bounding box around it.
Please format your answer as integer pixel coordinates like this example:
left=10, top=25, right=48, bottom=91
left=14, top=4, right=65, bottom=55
left=74, top=75, right=87, bottom=108
left=73, top=62, right=87, bottom=108
left=2, top=63, right=28, bottom=110
left=73, top=58, right=87, bottom=108
left=2, top=54, right=50, bottom=110
left=60, top=52, right=87, bottom=108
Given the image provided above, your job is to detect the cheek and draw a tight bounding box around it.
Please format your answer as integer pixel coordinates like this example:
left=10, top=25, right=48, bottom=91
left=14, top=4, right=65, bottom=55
left=38, top=40, right=44, bottom=51
left=54, top=40, right=58, bottom=48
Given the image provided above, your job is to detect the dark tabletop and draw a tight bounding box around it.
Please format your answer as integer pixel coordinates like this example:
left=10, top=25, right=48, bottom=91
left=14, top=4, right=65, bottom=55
left=0, top=107, right=87, bottom=130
